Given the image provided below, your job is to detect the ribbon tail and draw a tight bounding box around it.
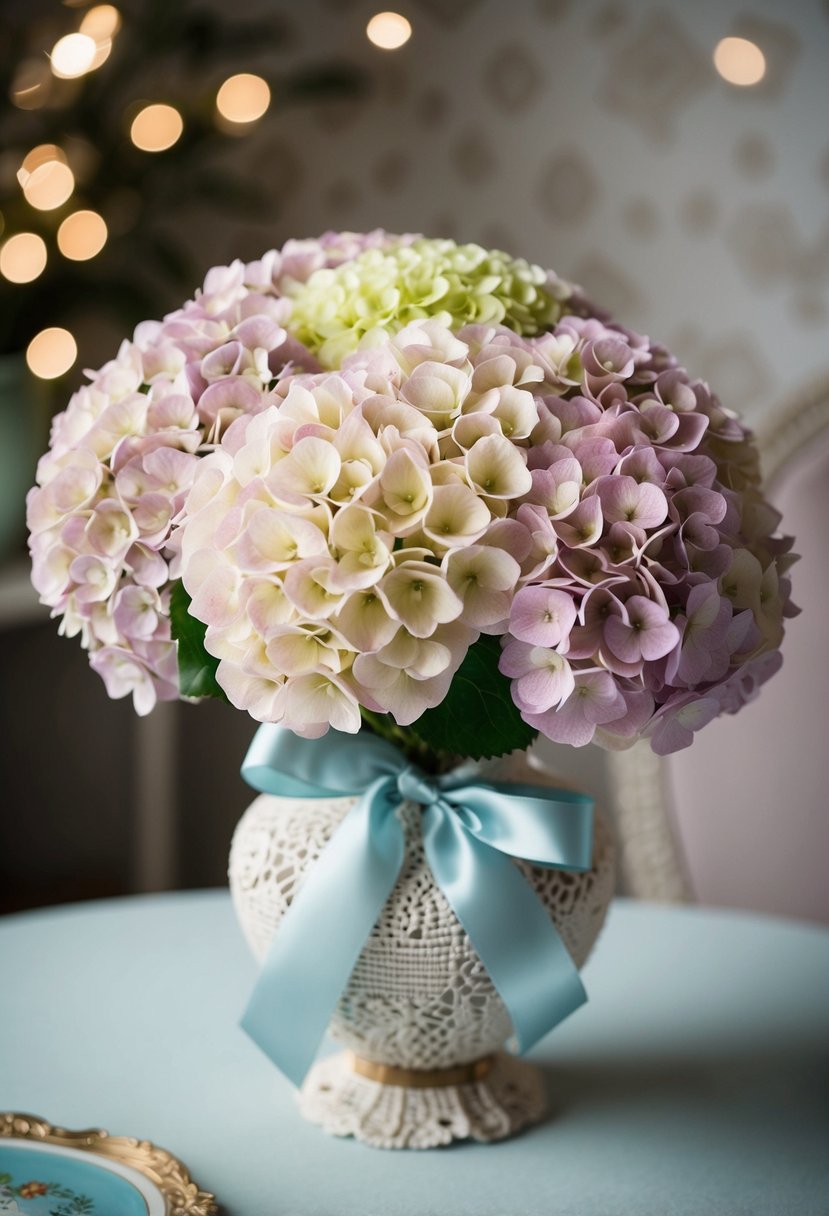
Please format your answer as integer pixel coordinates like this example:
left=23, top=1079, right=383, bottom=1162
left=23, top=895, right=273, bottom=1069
left=444, top=781, right=594, bottom=871
left=241, top=776, right=405, bottom=1087
left=422, top=805, right=587, bottom=1054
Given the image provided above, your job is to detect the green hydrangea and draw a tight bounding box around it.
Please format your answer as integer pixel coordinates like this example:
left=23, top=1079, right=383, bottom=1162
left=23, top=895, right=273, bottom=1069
left=285, top=237, right=571, bottom=368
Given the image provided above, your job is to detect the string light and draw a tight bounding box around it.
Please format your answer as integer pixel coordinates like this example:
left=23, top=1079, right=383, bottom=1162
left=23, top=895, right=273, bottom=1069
left=26, top=328, right=78, bottom=380
left=80, top=5, right=122, bottom=39
left=130, top=104, right=183, bottom=152
left=0, top=233, right=48, bottom=284
left=58, top=210, right=108, bottom=260
left=216, top=73, right=271, bottom=124
left=50, top=33, right=98, bottom=79
left=366, top=12, right=412, bottom=50
left=713, top=37, right=766, bottom=86
left=21, top=161, right=75, bottom=211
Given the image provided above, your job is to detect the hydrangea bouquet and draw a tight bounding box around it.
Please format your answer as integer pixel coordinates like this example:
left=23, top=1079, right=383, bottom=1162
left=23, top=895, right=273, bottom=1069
left=28, top=231, right=795, bottom=763
left=27, top=232, right=797, bottom=1146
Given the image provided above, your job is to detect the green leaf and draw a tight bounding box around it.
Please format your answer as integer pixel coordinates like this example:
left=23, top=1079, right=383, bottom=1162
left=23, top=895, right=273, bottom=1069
left=169, top=580, right=227, bottom=702
left=409, top=634, right=537, bottom=760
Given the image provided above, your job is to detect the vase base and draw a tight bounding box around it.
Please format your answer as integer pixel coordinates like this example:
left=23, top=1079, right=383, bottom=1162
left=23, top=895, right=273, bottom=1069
left=298, top=1050, right=546, bottom=1149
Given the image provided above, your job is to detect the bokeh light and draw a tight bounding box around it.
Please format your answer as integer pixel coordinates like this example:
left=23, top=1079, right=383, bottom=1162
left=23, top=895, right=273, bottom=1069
left=216, top=73, right=271, bottom=124
left=366, top=11, right=412, bottom=50
left=50, top=33, right=97, bottom=79
left=713, top=37, right=766, bottom=86
left=10, top=59, right=52, bottom=110
left=89, top=38, right=113, bottom=71
left=80, top=5, right=122, bottom=39
left=18, top=145, right=67, bottom=182
left=26, top=328, right=78, bottom=380
left=130, top=104, right=184, bottom=152
left=58, top=210, right=108, bottom=261
left=21, top=160, right=75, bottom=211
left=0, top=233, right=48, bottom=284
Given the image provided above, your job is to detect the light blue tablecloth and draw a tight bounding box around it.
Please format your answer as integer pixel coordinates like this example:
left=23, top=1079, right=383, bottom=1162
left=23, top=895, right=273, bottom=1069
left=1, top=893, right=827, bottom=1216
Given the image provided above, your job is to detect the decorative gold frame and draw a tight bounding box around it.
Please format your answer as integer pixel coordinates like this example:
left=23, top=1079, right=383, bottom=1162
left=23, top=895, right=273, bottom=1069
left=0, top=1113, right=216, bottom=1216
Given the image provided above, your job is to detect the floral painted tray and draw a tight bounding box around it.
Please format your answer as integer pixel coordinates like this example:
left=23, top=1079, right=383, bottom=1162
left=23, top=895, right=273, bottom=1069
left=0, top=1114, right=215, bottom=1216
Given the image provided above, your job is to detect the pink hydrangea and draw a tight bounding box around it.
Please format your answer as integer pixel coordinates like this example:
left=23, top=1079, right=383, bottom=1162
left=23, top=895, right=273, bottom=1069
left=27, top=231, right=400, bottom=713
left=174, top=320, right=535, bottom=735
left=29, top=232, right=795, bottom=756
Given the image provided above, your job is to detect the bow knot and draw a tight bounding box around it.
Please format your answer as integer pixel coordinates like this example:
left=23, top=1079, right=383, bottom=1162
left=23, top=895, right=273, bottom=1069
left=396, top=765, right=442, bottom=808
left=239, top=724, right=595, bottom=1088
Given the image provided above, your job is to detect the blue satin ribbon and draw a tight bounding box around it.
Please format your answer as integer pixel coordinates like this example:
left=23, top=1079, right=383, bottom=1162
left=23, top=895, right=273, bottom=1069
left=239, top=724, right=594, bottom=1087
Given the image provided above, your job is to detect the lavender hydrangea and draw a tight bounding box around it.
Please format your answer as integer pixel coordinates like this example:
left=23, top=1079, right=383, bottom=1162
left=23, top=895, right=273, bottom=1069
left=489, top=315, right=798, bottom=753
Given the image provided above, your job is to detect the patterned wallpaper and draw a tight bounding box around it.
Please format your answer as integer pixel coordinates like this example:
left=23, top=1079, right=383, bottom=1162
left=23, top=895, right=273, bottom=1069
left=207, top=0, right=829, bottom=430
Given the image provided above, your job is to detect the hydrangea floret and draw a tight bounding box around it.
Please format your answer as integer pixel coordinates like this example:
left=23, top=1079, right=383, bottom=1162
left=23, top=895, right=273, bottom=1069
left=28, top=231, right=796, bottom=759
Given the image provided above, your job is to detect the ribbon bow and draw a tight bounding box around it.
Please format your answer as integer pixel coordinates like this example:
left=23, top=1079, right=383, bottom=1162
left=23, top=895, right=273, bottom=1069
left=240, top=725, right=594, bottom=1087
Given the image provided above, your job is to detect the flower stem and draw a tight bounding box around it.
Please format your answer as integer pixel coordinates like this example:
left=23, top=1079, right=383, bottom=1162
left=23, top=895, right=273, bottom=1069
left=359, top=709, right=454, bottom=774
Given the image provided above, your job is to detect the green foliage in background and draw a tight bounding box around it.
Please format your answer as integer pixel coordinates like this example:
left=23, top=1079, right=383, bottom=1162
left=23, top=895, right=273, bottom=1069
left=0, top=0, right=365, bottom=356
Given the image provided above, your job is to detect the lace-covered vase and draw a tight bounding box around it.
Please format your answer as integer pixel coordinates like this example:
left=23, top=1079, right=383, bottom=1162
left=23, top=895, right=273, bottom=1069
left=229, top=749, right=615, bottom=1149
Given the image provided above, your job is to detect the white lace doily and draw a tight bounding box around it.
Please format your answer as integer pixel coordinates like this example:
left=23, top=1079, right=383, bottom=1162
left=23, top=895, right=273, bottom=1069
left=229, top=750, right=615, bottom=1147
left=297, top=1050, right=545, bottom=1149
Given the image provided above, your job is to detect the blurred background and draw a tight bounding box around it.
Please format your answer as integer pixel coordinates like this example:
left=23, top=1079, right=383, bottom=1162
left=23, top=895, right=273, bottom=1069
left=1, top=0, right=827, bottom=920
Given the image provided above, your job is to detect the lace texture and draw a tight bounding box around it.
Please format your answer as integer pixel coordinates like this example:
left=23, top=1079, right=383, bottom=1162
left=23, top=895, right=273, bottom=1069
left=229, top=753, right=615, bottom=1146
left=297, top=1050, right=545, bottom=1149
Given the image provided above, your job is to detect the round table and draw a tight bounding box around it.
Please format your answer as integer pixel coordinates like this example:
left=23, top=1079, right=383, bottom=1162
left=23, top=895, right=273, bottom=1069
left=1, top=894, right=828, bottom=1216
